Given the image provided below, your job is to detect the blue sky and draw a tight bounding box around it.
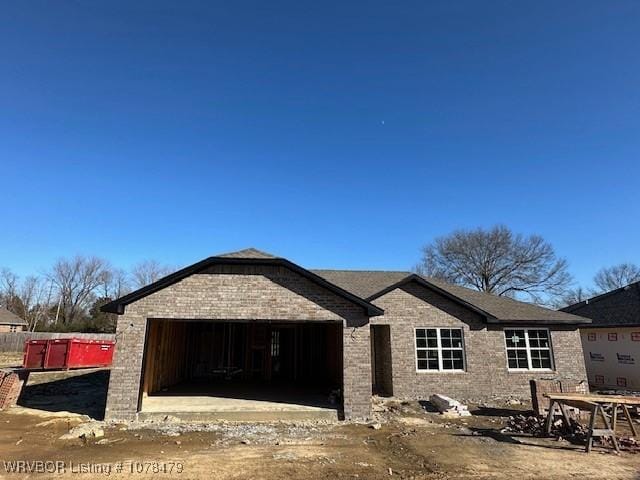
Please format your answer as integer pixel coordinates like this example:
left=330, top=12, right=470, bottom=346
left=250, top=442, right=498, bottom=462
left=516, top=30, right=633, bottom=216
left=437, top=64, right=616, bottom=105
left=0, top=1, right=638, bottom=288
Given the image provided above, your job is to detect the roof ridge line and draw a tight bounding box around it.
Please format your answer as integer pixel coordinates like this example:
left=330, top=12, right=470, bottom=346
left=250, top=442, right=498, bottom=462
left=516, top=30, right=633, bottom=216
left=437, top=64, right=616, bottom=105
left=310, top=268, right=412, bottom=273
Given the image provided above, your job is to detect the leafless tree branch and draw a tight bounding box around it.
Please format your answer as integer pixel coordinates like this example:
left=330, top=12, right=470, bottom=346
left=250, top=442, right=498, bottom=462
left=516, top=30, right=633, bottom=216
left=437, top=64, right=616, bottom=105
left=416, top=225, right=573, bottom=306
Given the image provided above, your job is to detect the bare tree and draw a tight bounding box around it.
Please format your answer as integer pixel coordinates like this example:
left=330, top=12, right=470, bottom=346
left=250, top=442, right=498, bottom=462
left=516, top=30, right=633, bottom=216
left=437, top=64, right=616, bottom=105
left=0, top=268, right=19, bottom=311
left=0, top=269, right=52, bottom=330
left=593, top=263, right=640, bottom=292
left=3, top=257, right=170, bottom=332
left=130, top=260, right=174, bottom=288
left=48, top=256, right=111, bottom=324
left=417, top=225, right=572, bottom=305
left=557, top=286, right=595, bottom=308
left=88, top=267, right=130, bottom=333
left=18, top=276, right=51, bottom=330
left=98, top=268, right=130, bottom=300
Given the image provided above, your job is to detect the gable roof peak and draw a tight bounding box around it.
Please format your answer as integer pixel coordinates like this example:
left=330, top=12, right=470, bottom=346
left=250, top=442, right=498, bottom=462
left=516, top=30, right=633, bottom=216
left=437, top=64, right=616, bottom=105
left=216, top=248, right=277, bottom=259
left=101, top=251, right=383, bottom=317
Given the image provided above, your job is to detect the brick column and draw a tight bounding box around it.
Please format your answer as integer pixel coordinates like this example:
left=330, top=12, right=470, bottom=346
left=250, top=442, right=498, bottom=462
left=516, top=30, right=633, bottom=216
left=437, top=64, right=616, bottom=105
left=342, top=323, right=372, bottom=420
left=105, top=312, right=147, bottom=421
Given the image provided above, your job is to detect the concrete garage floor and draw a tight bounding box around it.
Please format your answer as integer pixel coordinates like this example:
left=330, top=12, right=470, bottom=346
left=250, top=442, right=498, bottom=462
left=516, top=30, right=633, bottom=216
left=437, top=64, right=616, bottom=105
left=140, top=381, right=340, bottom=421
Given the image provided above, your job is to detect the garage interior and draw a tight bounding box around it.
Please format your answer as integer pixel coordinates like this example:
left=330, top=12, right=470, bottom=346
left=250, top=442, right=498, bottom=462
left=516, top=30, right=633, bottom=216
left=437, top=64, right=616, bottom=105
left=139, top=319, right=343, bottom=419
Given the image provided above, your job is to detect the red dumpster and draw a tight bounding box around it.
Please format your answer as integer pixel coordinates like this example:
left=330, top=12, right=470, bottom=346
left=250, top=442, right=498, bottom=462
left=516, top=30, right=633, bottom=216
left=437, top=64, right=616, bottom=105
left=23, top=338, right=116, bottom=370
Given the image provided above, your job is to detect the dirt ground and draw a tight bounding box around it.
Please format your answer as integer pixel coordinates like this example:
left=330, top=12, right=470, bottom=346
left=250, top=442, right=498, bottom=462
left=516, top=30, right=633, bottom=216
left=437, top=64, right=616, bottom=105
left=0, top=369, right=639, bottom=480
left=0, top=352, right=23, bottom=369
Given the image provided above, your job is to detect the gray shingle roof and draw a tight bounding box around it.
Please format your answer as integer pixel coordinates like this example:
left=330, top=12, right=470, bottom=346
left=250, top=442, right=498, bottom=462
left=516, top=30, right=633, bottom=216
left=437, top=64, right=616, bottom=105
left=311, top=270, right=410, bottom=299
left=312, top=270, right=589, bottom=325
left=423, top=276, right=587, bottom=324
left=217, top=248, right=277, bottom=259
left=101, top=247, right=588, bottom=325
left=0, top=307, right=27, bottom=326
left=561, top=281, right=640, bottom=327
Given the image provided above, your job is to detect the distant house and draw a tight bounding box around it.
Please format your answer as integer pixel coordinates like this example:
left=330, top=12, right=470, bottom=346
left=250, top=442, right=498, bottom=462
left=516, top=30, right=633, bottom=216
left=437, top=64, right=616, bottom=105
left=0, top=307, right=28, bottom=333
left=562, top=281, right=640, bottom=391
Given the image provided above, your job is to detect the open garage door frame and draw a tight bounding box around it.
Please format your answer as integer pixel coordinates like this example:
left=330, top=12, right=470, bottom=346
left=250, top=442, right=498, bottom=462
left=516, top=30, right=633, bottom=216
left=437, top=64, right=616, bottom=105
left=136, top=318, right=343, bottom=419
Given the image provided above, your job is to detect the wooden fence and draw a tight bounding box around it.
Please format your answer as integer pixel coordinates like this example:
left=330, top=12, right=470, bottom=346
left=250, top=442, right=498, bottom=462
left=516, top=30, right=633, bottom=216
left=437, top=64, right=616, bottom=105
left=0, top=332, right=115, bottom=353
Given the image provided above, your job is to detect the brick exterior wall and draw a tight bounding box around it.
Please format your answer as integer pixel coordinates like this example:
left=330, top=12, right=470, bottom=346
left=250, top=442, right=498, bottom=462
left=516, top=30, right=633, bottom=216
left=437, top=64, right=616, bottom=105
left=106, top=264, right=371, bottom=421
left=342, top=325, right=371, bottom=419
left=106, top=261, right=588, bottom=422
left=371, top=282, right=587, bottom=401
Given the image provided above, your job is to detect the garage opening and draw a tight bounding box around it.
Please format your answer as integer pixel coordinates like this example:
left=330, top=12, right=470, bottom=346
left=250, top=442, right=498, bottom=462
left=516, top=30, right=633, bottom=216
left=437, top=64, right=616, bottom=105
left=139, top=319, right=343, bottom=419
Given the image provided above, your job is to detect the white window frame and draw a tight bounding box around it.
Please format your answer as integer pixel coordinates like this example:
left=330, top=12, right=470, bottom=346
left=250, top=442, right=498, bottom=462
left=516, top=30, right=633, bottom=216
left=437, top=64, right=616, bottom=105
left=504, top=328, right=554, bottom=371
left=415, top=327, right=466, bottom=373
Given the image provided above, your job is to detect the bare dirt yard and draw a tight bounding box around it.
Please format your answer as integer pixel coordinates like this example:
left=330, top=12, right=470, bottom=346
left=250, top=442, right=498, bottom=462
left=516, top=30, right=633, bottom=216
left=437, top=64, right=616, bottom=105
left=0, top=353, right=23, bottom=369
left=1, top=369, right=639, bottom=480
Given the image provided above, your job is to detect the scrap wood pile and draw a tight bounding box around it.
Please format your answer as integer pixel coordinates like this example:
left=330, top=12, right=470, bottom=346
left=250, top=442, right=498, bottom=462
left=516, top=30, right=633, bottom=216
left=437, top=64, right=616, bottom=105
left=590, top=435, right=640, bottom=452
left=618, top=436, right=640, bottom=450
left=502, top=413, right=587, bottom=441
left=502, top=413, right=640, bottom=451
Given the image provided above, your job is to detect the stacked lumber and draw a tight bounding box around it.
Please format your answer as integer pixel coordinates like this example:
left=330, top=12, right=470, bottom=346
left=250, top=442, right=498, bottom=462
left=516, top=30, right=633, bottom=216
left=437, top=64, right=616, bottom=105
left=429, top=394, right=471, bottom=417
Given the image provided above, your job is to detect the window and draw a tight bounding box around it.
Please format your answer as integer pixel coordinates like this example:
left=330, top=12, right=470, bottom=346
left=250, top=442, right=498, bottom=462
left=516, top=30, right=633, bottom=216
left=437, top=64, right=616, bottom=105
left=415, top=328, right=465, bottom=371
left=594, top=375, right=604, bottom=384
left=587, top=333, right=596, bottom=342
left=608, top=333, right=618, bottom=341
left=632, top=332, right=640, bottom=342
left=504, top=329, right=553, bottom=370
left=9, top=325, right=17, bottom=333
left=617, top=377, right=627, bottom=387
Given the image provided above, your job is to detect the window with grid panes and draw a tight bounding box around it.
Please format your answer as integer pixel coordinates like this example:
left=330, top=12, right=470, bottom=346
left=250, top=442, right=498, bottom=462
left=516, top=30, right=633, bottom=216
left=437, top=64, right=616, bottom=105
left=504, top=329, right=553, bottom=370
left=415, top=328, right=465, bottom=371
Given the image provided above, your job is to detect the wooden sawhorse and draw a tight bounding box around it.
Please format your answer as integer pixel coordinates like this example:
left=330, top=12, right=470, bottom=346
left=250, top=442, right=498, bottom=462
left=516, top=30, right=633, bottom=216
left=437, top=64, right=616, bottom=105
left=545, top=393, right=639, bottom=453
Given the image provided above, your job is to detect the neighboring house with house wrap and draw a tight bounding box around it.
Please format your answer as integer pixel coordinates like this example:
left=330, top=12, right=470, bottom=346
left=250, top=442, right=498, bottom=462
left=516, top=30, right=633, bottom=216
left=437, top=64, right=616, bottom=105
left=561, top=281, right=640, bottom=391
left=101, top=248, right=590, bottom=422
left=0, top=307, right=28, bottom=333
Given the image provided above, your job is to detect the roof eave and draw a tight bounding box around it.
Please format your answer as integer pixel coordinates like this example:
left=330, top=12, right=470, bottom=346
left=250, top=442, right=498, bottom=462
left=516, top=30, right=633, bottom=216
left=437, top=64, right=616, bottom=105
left=580, top=322, right=640, bottom=329
left=485, top=317, right=592, bottom=326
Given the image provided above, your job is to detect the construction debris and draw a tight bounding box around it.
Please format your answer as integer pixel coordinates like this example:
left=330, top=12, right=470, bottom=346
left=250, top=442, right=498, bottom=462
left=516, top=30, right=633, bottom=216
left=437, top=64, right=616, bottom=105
left=497, top=411, right=640, bottom=452
left=59, top=421, right=106, bottom=440
left=0, top=369, right=29, bottom=410
left=120, top=419, right=338, bottom=446
left=502, top=413, right=590, bottom=444
left=429, top=394, right=471, bottom=417
left=500, top=415, right=640, bottom=452
left=618, top=436, right=640, bottom=449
